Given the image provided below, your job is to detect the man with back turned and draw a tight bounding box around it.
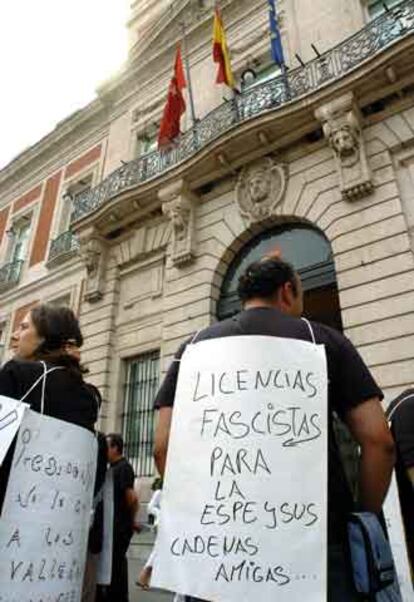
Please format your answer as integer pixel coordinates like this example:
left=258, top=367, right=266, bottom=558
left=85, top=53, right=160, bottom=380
left=154, top=256, right=395, bottom=601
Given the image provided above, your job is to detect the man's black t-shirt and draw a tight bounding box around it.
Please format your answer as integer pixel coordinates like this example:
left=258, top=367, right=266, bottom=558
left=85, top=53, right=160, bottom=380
left=388, top=388, right=414, bottom=567
left=111, top=457, right=135, bottom=542
left=154, top=307, right=383, bottom=543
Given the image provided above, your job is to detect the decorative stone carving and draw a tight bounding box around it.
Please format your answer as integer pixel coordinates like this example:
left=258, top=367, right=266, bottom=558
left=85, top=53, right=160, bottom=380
left=79, top=233, right=108, bottom=303
left=159, top=180, right=196, bottom=267
left=236, top=157, right=287, bottom=224
left=315, top=93, right=373, bottom=201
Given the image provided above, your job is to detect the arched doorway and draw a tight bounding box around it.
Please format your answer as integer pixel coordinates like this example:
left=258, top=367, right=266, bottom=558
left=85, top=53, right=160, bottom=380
left=217, top=223, right=343, bottom=332
left=217, top=223, right=359, bottom=494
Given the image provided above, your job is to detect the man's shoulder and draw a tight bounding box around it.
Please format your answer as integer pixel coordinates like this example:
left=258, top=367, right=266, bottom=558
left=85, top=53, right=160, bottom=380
left=388, top=388, right=414, bottom=420
left=196, top=316, right=241, bottom=341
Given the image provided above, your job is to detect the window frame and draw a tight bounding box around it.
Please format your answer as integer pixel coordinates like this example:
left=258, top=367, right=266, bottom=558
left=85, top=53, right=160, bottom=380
left=122, top=350, right=160, bottom=478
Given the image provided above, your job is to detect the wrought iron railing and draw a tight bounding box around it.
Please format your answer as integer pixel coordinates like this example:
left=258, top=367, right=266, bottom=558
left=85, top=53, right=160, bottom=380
left=72, top=0, right=414, bottom=223
left=0, top=259, right=24, bottom=290
left=48, top=230, right=80, bottom=264
left=123, top=351, right=160, bottom=478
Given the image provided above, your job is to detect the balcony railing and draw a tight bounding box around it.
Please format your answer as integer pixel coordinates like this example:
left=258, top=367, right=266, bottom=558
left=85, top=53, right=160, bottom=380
left=72, top=0, right=414, bottom=224
left=0, top=260, right=24, bottom=292
left=47, top=231, right=80, bottom=266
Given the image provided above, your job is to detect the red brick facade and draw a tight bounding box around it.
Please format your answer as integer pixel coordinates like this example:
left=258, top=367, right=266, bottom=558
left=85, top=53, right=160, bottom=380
left=29, top=172, right=62, bottom=267
left=13, top=184, right=42, bottom=213
left=64, top=144, right=102, bottom=180
left=0, top=206, right=10, bottom=249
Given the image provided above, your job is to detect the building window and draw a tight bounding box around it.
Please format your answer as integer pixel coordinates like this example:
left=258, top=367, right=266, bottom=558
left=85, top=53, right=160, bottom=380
left=60, top=175, right=93, bottom=234
left=367, top=0, right=404, bottom=18
left=135, top=129, right=158, bottom=158
left=8, top=216, right=31, bottom=265
left=47, top=293, right=71, bottom=308
left=122, top=351, right=160, bottom=477
left=240, top=64, right=281, bottom=91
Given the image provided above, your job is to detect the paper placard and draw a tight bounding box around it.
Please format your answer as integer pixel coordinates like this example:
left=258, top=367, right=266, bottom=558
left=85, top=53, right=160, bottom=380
left=96, top=467, right=114, bottom=585
left=0, top=396, right=28, bottom=466
left=152, top=336, right=328, bottom=602
left=0, top=409, right=97, bottom=601
left=383, top=473, right=414, bottom=601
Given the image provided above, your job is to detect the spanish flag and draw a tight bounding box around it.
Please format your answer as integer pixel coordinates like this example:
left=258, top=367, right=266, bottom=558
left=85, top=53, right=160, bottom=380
left=158, top=45, right=187, bottom=149
left=212, top=7, right=235, bottom=89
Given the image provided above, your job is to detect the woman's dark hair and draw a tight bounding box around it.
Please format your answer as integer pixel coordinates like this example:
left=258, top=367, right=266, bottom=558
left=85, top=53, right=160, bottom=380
left=30, top=304, right=84, bottom=375
left=238, top=257, right=298, bottom=303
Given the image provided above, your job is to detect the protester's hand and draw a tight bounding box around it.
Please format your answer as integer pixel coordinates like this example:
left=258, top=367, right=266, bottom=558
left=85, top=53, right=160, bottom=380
left=133, top=522, right=142, bottom=533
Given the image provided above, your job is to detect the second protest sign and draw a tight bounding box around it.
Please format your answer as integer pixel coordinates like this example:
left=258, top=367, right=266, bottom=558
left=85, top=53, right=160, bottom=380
left=152, top=335, right=328, bottom=602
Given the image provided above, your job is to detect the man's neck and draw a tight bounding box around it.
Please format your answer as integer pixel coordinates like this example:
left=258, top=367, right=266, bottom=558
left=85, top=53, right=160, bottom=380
left=111, top=454, right=124, bottom=465
left=244, top=299, right=280, bottom=311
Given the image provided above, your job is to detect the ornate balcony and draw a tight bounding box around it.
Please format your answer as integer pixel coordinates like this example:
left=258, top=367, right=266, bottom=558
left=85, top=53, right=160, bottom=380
left=47, top=231, right=80, bottom=267
left=72, top=0, right=414, bottom=224
left=0, top=260, right=24, bottom=292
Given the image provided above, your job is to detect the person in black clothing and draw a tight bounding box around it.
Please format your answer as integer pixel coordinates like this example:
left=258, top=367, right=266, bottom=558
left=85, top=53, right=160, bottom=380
left=99, top=433, right=138, bottom=602
left=153, top=256, right=395, bottom=602
left=0, top=304, right=100, bottom=511
left=387, top=388, right=414, bottom=571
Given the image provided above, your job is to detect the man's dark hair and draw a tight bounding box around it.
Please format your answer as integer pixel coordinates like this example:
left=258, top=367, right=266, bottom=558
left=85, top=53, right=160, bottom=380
left=238, top=257, right=298, bottom=303
left=107, top=433, right=124, bottom=454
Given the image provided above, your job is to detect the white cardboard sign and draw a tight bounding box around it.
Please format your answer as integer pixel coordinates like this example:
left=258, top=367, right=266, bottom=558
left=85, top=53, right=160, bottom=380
left=0, top=409, right=97, bottom=601
left=0, top=396, right=28, bottom=466
left=96, top=467, right=114, bottom=586
left=152, top=336, right=328, bottom=602
left=383, top=473, right=414, bottom=601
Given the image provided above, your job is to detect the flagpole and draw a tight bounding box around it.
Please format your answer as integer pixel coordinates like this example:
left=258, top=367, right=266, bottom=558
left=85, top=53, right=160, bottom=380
left=180, top=20, right=197, bottom=126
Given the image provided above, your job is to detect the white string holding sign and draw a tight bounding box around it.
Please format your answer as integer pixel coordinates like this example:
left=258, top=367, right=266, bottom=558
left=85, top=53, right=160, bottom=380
left=0, top=361, right=61, bottom=467
left=152, top=335, right=328, bottom=602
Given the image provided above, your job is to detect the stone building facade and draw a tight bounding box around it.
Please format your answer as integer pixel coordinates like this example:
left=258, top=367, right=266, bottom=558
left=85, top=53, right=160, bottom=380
left=1, top=1, right=414, bottom=574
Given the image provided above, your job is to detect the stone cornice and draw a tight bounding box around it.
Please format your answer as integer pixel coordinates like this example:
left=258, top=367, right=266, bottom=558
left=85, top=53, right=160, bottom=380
left=0, top=100, right=109, bottom=203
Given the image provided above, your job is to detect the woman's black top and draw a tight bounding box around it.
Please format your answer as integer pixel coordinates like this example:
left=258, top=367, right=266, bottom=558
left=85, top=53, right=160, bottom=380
left=0, top=359, right=99, bottom=510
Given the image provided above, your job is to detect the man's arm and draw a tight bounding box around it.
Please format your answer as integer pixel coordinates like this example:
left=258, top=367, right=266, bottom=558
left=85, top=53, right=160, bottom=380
left=154, top=407, right=173, bottom=477
left=125, top=487, right=139, bottom=521
left=345, top=398, right=395, bottom=513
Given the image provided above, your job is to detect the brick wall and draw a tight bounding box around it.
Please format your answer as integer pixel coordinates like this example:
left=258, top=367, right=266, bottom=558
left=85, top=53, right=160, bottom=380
left=0, top=206, right=10, bottom=250
left=13, top=184, right=42, bottom=214
left=29, top=172, right=62, bottom=267
left=64, top=145, right=102, bottom=180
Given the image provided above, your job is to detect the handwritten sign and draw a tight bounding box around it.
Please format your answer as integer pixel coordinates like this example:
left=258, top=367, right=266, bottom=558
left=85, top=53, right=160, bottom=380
left=0, top=409, right=97, bottom=601
left=0, top=396, right=28, bottom=466
left=96, top=467, right=114, bottom=586
left=152, top=336, right=328, bottom=602
left=383, top=473, right=414, bottom=601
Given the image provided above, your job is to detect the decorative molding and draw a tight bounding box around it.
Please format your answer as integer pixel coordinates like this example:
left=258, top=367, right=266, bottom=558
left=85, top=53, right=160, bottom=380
left=78, top=230, right=108, bottom=303
left=113, top=221, right=170, bottom=267
left=159, top=179, right=197, bottom=267
left=236, top=157, right=288, bottom=224
left=315, top=92, right=373, bottom=201
left=232, top=29, right=269, bottom=57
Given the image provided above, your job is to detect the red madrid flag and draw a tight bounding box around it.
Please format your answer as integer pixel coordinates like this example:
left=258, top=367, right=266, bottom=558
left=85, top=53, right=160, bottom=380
left=158, top=46, right=187, bottom=148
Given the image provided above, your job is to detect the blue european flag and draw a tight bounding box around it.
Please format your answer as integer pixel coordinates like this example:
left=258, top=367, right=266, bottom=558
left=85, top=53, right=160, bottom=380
left=268, top=0, right=285, bottom=66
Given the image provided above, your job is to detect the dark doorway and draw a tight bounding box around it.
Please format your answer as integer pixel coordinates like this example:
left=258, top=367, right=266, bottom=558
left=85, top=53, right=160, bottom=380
left=217, top=224, right=343, bottom=331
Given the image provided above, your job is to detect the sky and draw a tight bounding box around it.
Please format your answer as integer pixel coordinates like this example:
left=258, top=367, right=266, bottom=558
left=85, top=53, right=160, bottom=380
left=0, top=0, right=129, bottom=170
